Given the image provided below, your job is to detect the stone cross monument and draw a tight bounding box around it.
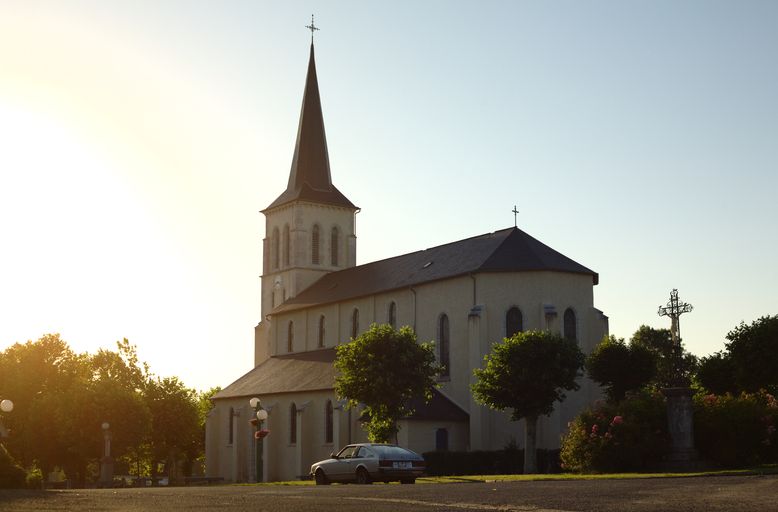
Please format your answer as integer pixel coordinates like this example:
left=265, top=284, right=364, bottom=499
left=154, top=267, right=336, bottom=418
left=657, top=288, right=698, bottom=470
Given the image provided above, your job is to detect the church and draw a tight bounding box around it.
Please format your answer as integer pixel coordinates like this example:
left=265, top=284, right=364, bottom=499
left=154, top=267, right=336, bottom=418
left=205, top=41, right=608, bottom=483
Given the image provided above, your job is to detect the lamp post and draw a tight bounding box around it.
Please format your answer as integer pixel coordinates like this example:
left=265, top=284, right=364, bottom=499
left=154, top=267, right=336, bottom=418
left=99, top=421, right=114, bottom=487
left=0, top=399, right=13, bottom=439
left=249, top=398, right=269, bottom=483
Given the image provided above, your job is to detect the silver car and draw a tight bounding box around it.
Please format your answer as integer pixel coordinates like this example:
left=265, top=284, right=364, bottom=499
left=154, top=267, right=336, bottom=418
left=310, top=443, right=425, bottom=485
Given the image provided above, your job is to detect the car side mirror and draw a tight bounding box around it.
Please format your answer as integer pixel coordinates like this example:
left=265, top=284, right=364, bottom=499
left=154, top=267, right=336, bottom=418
left=330, top=452, right=338, bottom=459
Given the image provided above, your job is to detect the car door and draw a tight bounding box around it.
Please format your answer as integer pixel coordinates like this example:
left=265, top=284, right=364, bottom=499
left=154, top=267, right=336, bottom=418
left=353, top=446, right=378, bottom=477
left=329, top=445, right=358, bottom=481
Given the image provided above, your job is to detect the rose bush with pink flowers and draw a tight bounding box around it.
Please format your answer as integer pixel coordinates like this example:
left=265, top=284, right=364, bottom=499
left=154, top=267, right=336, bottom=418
left=560, top=390, right=668, bottom=472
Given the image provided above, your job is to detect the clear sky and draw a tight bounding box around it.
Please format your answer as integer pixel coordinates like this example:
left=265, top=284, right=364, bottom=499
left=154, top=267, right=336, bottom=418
left=1, top=1, right=776, bottom=392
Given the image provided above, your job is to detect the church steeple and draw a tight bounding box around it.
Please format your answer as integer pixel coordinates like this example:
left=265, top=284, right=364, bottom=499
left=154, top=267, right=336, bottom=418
left=264, top=43, right=356, bottom=212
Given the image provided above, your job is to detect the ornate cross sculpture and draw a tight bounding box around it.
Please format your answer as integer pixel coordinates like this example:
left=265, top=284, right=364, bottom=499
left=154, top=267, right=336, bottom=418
left=658, top=288, right=693, bottom=383
left=512, top=205, right=519, bottom=227
left=305, top=14, right=319, bottom=42
left=658, top=288, right=693, bottom=344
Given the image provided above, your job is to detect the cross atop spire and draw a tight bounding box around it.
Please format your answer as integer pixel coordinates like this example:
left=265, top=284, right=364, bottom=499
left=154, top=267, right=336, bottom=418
left=305, top=14, right=319, bottom=43
left=512, top=205, right=519, bottom=227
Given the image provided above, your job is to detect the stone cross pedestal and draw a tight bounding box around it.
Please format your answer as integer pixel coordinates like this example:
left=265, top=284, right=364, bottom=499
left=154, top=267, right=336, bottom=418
left=658, top=289, right=701, bottom=470
left=662, top=387, right=699, bottom=470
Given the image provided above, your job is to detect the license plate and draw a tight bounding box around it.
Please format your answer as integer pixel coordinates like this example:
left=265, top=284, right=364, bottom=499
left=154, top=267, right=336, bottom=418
left=392, top=461, right=412, bottom=469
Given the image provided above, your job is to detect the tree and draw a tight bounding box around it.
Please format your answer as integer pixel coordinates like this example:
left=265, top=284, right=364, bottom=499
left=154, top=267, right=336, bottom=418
left=472, top=330, right=584, bottom=474
left=334, top=324, right=440, bottom=443
left=630, top=325, right=697, bottom=387
left=725, top=315, right=778, bottom=394
left=586, top=335, right=656, bottom=402
left=696, top=351, right=737, bottom=395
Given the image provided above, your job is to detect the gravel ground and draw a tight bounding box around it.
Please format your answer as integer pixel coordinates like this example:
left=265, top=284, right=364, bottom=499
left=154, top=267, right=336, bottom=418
left=1, top=474, right=777, bottom=512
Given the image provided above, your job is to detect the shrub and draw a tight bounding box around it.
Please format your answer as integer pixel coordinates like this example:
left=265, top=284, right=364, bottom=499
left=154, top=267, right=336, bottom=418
left=25, top=466, right=43, bottom=489
left=694, top=390, right=778, bottom=467
left=560, top=390, right=669, bottom=472
left=422, top=448, right=560, bottom=476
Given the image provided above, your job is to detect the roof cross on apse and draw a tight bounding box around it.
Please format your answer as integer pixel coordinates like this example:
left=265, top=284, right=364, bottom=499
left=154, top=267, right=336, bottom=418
left=512, top=205, right=519, bottom=227
left=305, top=14, right=319, bottom=42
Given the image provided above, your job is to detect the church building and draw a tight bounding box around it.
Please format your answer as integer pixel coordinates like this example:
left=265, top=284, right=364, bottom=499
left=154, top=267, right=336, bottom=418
left=205, top=41, right=608, bottom=483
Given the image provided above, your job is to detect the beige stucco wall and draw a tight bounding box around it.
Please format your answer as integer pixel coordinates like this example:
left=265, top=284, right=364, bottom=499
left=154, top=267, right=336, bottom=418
left=207, top=391, right=370, bottom=483
left=261, top=201, right=357, bottom=321
left=212, top=267, right=608, bottom=482
left=262, top=269, right=607, bottom=453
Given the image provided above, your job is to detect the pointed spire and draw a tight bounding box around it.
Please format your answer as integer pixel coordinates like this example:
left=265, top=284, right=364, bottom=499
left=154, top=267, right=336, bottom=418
left=288, top=43, right=331, bottom=191
left=264, top=43, right=356, bottom=212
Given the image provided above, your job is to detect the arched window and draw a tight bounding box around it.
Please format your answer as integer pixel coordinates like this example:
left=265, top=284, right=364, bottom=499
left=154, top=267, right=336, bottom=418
left=312, top=225, right=320, bottom=265
left=287, top=321, right=294, bottom=352
left=388, top=301, right=397, bottom=329
left=271, top=227, right=280, bottom=270
left=290, top=403, right=297, bottom=444
left=331, top=226, right=340, bottom=267
left=438, top=314, right=450, bottom=378
left=325, top=400, right=334, bottom=444
left=282, top=224, right=290, bottom=267
left=351, top=308, right=359, bottom=339
left=506, top=307, right=523, bottom=338
left=318, top=315, right=326, bottom=348
left=435, top=428, right=449, bottom=451
left=228, top=407, right=234, bottom=444
left=564, top=308, right=577, bottom=341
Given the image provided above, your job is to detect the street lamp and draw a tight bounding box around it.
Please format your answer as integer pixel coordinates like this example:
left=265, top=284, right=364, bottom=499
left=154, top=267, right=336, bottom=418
left=99, top=421, right=114, bottom=487
left=0, top=399, right=13, bottom=439
left=249, top=398, right=269, bottom=482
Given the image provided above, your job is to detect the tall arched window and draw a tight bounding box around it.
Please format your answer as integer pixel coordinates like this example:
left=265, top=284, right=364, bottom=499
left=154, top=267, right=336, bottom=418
left=318, top=315, right=326, bottom=348
left=325, top=400, right=333, bottom=444
left=388, top=301, right=397, bottom=329
left=228, top=407, right=234, bottom=444
left=435, top=428, right=449, bottom=451
left=290, top=403, right=297, bottom=444
left=438, top=314, right=450, bottom=378
left=351, top=308, right=359, bottom=339
left=287, top=321, right=294, bottom=352
left=564, top=308, right=577, bottom=341
left=331, top=226, right=340, bottom=267
left=312, top=225, right=320, bottom=265
left=506, top=307, right=523, bottom=338
left=282, top=224, right=290, bottom=267
left=271, top=227, right=280, bottom=270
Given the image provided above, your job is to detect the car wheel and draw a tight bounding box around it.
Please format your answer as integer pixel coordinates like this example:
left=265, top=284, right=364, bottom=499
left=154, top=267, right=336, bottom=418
left=400, top=478, right=416, bottom=484
left=355, top=467, right=372, bottom=485
left=314, top=469, right=330, bottom=486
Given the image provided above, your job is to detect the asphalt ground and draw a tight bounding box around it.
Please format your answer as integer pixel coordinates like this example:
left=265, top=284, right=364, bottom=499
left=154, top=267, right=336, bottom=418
left=1, top=474, right=777, bottom=512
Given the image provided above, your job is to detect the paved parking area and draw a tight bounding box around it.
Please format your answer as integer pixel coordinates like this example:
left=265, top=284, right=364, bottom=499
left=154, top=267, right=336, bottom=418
left=1, top=474, right=777, bottom=512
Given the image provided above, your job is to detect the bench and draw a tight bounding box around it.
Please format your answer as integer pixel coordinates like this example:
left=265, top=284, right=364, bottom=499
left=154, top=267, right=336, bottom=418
left=184, top=476, right=225, bottom=486
left=132, top=477, right=163, bottom=487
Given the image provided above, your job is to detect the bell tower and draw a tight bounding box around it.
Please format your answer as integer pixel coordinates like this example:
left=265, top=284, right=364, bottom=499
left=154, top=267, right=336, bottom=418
left=255, top=42, right=358, bottom=364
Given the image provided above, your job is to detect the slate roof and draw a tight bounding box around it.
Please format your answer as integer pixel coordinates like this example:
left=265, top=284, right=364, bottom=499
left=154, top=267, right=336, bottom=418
left=213, top=350, right=471, bottom=424
left=272, top=227, right=598, bottom=314
left=264, top=43, right=356, bottom=212
left=213, top=348, right=337, bottom=399
left=404, top=388, right=469, bottom=423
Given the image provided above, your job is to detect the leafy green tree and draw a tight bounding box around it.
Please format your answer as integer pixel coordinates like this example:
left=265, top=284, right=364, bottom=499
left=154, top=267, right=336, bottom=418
left=0, top=334, right=84, bottom=478
left=335, top=324, right=440, bottom=443
left=630, top=325, right=697, bottom=387
left=472, top=330, right=584, bottom=473
left=586, top=335, right=656, bottom=402
left=696, top=351, right=737, bottom=395
left=725, top=315, right=778, bottom=394
left=144, top=377, right=200, bottom=482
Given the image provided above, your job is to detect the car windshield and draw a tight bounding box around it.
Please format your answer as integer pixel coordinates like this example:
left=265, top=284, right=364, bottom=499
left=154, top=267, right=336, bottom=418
left=370, top=445, right=417, bottom=460
left=337, top=446, right=358, bottom=458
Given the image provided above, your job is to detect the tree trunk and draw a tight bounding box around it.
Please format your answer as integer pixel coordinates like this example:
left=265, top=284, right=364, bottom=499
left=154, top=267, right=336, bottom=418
left=524, top=415, right=538, bottom=474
